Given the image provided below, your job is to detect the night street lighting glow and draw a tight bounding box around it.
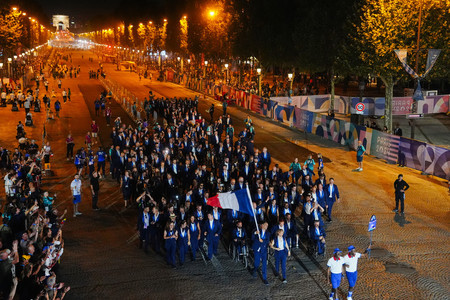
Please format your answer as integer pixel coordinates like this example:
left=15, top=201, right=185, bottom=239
left=209, top=10, right=215, bottom=17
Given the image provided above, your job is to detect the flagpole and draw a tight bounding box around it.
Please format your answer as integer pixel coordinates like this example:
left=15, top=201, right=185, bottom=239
left=246, top=186, right=261, bottom=239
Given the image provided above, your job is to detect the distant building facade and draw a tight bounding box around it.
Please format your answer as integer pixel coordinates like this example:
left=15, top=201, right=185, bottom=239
left=52, top=15, right=69, bottom=31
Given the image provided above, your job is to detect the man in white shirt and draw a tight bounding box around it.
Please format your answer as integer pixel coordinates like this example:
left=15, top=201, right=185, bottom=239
left=4, top=172, right=13, bottom=197
left=1, top=90, right=6, bottom=106
left=70, top=174, right=82, bottom=217
left=327, top=248, right=345, bottom=300
left=342, top=245, right=370, bottom=300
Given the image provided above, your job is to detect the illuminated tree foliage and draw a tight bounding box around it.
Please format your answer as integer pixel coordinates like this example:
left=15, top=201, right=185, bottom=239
left=342, top=0, right=450, bottom=130
left=0, top=7, right=23, bottom=58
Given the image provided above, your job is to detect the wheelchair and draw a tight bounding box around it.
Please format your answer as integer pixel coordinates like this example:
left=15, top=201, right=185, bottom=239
left=228, top=239, right=249, bottom=269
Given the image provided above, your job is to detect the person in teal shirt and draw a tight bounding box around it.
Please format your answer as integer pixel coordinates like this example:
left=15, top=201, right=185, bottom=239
left=43, top=191, right=56, bottom=212
left=304, top=154, right=316, bottom=175
left=356, top=141, right=366, bottom=171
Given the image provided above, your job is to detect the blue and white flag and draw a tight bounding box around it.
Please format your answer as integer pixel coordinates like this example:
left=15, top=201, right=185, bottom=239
left=422, top=49, right=441, bottom=78
left=394, top=50, right=418, bottom=79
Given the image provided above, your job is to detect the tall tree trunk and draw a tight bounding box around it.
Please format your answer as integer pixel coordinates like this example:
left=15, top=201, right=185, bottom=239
left=330, top=67, right=335, bottom=112
left=381, top=75, right=394, bottom=132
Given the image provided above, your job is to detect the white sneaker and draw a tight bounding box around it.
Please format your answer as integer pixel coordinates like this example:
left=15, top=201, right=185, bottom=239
left=76, top=212, right=83, bottom=216
left=347, top=297, right=352, bottom=300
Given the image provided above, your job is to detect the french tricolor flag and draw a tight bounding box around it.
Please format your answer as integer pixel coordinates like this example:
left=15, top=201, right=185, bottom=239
left=207, top=187, right=254, bottom=216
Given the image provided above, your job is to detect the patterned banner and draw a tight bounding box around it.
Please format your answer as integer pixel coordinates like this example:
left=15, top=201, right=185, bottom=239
left=423, top=49, right=441, bottom=78
left=250, top=95, right=262, bottom=114
left=399, top=138, right=427, bottom=172
left=293, top=107, right=314, bottom=133
left=370, top=131, right=401, bottom=163
left=395, top=49, right=419, bottom=78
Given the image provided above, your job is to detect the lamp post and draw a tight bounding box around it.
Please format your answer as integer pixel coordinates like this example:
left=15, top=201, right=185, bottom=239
left=224, top=63, right=229, bottom=84
left=257, top=68, right=262, bottom=96
left=0, top=62, right=3, bottom=79
left=7, top=58, right=12, bottom=78
left=288, top=73, right=293, bottom=96
left=204, top=60, right=208, bottom=78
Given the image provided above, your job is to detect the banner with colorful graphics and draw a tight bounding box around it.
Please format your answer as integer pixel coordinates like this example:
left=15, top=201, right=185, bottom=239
left=293, top=107, right=314, bottom=133
left=275, top=105, right=295, bottom=124
left=311, top=114, right=372, bottom=152
left=250, top=94, right=262, bottom=114
left=399, top=138, right=427, bottom=172
left=370, top=131, right=401, bottom=163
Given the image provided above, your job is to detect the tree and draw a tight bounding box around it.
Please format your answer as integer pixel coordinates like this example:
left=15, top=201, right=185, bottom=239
left=342, top=0, right=450, bottom=131
left=0, top=7, right=23, bottom=59
left=294, top=0, right=358, bottom=109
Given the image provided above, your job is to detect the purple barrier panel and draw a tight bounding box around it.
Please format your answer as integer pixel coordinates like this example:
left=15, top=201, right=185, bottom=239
left=370, top=130, right=401, bottom=163
left=399, top=138, right=426, bottom=172
left=294, top=108, right=314, bottom=133
left=423, top=144, right=450, bottom=179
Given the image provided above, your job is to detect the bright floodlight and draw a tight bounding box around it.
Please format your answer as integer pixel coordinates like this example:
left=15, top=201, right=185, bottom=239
left=288, top=73, right=293, bottom=80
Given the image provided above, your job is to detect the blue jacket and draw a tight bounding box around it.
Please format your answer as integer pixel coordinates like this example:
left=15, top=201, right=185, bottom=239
left=316, top=189, right=327, bottom=207
left=203, top=219, right=222, bottom=241
left=252, top=230, right=270, bottom=254
left=325, top=184, right=340, bottom=203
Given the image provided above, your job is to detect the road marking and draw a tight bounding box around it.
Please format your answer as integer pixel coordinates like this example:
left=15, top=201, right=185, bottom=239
left=127, top=232, right=139, bottom=244
left=104, top=200, right=118, bottom=210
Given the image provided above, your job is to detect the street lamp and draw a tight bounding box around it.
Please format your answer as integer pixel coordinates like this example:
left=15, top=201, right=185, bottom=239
left=7, top=58, right=12, bottom=78
left=0, top=63, right=3, bottom=79
left=257, top=68, right=262, bottom=96
left=224, top=63, right=229, bottom=84
left=288, top=73, right=293, bottom=96
left=204, top=61, right=208, bottom=78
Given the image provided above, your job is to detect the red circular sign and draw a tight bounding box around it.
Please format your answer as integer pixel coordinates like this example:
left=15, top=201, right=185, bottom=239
left=356, top=102, right=365, bottom=111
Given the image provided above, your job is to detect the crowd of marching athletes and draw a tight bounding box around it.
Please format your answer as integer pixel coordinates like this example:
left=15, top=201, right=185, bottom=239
left=82, top=90, right=368, bottom=299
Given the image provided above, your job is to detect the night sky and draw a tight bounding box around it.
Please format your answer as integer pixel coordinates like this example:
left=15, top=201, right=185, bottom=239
left=36, top=0, right=122, bottom=19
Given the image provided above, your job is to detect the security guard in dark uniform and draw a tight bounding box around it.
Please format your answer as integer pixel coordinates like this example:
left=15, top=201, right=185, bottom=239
left=393, top=174, right=409, bottom=214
